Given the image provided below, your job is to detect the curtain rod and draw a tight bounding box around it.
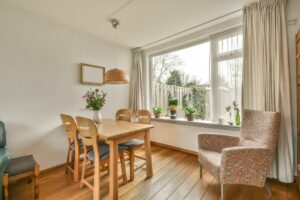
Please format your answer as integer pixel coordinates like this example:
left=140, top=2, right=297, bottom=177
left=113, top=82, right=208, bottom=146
left=141, top=8, right=243, bottom=49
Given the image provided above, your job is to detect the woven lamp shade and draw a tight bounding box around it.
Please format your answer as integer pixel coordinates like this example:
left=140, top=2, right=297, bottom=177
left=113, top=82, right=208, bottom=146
left=104, top=68, right=129, bottom=84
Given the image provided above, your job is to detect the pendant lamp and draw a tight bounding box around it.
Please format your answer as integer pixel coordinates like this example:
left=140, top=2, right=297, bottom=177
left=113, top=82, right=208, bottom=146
left=104, top=19, right=130, bottom=84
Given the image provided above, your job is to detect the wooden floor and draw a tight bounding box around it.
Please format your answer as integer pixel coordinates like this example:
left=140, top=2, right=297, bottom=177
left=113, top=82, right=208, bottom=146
left=8, top=145, right=300, bottom=200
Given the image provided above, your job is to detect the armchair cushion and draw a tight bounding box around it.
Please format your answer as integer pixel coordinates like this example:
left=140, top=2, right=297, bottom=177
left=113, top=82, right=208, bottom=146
left=220, top=146, right=272, bottom=187
left=198, top=133, right=240, bottom=152
left=198, top=149, right=221, bottom=180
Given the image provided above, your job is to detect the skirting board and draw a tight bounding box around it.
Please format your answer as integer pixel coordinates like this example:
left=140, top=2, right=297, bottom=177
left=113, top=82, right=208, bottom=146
left=41, top=163, right=65, bottom=174
left=151, top=141, right=198, bottom=156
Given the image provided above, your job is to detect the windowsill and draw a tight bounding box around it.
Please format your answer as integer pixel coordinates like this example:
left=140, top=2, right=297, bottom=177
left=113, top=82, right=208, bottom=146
left=151, top=117, right=240, bottom=131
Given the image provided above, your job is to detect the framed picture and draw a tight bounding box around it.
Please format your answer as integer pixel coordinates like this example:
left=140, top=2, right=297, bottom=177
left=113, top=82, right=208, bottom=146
left=81, top=63, right=105, bottom=86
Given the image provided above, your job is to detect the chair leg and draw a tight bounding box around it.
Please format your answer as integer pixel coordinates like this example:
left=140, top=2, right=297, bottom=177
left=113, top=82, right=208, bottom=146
left=221, top=183, right=224, bottom=200
left=200, top=164, right=203, bottom=179
left=129, top=148, right=135, bottom=181
left=34, top=165, right=40, bottom=200
left=80, top=149, right=87, bottom=189
left=71, top=150, right=75, bottom=166
left=120, top=151, right=127, bottom=184
left=265, top=182, right=273, bottom=196
left=73, top=148, right=80, bottom=182
left=3, top=173, right=9, bottom=200
left=65, top=145, right=71, bottom=174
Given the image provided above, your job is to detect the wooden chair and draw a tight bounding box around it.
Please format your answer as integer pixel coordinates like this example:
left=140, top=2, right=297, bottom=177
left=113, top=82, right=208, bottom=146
left=119, top=109, right=151, bottom=181
left=75, top=116, right=127, bottom=200
left=115, top=109, right=132, bottom=122
left=60, top=114, right=84, bottom=182
left=3, top=155, right=40, bottom=200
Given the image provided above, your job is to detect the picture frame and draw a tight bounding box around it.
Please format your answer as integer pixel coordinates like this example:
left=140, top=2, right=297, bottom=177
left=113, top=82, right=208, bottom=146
left=81, top=63, right=105, bottom=86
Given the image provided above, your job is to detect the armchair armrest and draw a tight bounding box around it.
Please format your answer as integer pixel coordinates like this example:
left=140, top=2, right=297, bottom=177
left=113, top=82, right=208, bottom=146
left=198, top=133, right=239, bottom=152
left=220, top=146, right=273, bottom=187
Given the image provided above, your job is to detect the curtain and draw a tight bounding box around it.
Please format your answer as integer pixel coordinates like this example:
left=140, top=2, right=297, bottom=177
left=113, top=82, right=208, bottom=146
left=243, top=0, right=293, bottom=183
left=129, top=47, right=145, bottom=111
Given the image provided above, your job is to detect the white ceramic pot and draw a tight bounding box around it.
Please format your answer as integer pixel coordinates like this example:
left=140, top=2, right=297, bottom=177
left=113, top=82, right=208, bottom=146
left=93, top=110, right=102, bottom=123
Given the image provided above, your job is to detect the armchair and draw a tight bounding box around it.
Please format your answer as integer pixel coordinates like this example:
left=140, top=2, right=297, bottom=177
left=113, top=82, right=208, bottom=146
left=198, top=110, right=280, bottom=200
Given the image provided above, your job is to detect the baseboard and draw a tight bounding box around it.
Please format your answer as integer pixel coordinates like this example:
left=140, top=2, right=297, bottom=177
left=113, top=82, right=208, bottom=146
left=41, top=163, right=65, bottom=174
left=151, top=141, right=198, bottom=156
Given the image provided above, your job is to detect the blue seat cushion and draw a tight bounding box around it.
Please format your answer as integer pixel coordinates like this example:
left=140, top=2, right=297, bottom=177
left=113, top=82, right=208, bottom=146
left=6, top=155, right=36, bottom=176
left=119, top=139, right=144, bottom=149
left=87, top=143, right=127, bottom=161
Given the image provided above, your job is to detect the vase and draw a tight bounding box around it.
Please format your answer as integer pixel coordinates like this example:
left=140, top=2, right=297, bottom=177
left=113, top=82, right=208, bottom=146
left=170, top=109, right=177, bottom=119
left=235, top=111, right=240, bottom=126
left=93, top=110, right=102, bottom=123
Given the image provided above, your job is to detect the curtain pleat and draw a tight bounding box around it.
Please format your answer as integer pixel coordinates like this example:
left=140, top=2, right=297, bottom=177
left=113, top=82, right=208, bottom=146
left=129, top=47, right=145, bottom=111
left=243, top=0, right=294, bottom=183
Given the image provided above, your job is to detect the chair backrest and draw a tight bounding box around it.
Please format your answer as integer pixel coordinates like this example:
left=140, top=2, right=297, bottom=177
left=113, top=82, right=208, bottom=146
left=115, top=109, right=132, bottom=122
left=60, top=114, right=79, bottom=145
left=240, top=110, right=281, bottom=153
left=135, top=110, right=151, bottom=125
left=0, top=121, right=6, bottom=148
left=75, top=117, right=100, bottom=162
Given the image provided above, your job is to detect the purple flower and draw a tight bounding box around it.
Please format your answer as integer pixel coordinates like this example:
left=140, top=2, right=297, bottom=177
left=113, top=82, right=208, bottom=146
left=82, top=94, right=88, bottom=99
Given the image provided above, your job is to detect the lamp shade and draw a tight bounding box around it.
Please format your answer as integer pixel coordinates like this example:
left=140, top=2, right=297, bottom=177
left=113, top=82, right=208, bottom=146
left=104, top=68, right=129, bottom=84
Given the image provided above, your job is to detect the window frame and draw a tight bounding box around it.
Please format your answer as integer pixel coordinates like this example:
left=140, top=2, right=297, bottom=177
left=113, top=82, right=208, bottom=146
left=145, top=26, right=243, bottom=127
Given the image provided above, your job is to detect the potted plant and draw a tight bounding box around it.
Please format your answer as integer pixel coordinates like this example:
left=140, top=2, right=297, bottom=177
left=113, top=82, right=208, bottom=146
left=82, top=89, right=107, bottom=123
left=184, top=106, right=197, bottom=121
left=152, top=106, right=164, bottom=118
left=168, top=95, right=178, bottom=119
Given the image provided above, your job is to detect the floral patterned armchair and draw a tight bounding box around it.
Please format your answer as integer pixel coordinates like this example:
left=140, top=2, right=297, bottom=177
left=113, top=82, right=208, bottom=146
left=198, top=110, right=280, bottom=200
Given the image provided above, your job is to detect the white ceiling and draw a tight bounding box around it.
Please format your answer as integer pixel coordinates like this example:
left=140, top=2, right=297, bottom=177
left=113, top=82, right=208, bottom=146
left=0, top=0, right=254, bottom=48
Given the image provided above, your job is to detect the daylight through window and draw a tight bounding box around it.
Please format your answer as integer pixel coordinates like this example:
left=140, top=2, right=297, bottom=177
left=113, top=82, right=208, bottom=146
left=151, top=28, right=243, bottom=124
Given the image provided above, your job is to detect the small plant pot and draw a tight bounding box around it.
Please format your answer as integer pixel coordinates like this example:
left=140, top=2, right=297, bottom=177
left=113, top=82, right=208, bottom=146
left=170, top=110, right=177, bottom=119
left=154, top=113, right=161, bottom=119
left=186, top=115, right=194, bottom=121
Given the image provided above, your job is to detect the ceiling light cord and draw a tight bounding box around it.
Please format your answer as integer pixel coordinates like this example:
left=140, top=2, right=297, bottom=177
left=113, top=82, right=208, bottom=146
left=115, top=27, right=118, bottom=67
left=108, top=0, right=136, bottom=18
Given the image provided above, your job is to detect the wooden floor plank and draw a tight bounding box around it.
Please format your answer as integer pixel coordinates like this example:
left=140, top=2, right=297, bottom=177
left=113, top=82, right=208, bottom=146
left=167, top=164, right=203, bottom=200
left=7, top=145, right=300, bottom=200
left=120, top=153, right=193, bottom=200
left=183, top=171, right=214, bottom=200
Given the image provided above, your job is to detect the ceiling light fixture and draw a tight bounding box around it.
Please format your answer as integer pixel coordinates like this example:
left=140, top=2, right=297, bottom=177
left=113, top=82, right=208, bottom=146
left=104, top=19, right=130, bottom=84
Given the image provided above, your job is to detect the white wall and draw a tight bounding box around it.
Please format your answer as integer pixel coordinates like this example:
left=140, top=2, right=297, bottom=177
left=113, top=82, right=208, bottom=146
left=151, top=122, right=238, bottom=152
left=0, top=3, right=131, bottom=169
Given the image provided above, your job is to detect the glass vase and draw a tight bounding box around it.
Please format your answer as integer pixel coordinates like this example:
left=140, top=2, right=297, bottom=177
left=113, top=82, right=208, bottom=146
left=235, top=111, right=240, bottom=126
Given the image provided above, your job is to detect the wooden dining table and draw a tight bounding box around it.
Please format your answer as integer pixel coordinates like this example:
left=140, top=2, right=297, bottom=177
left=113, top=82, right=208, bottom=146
left=95, top=119, right=154, bottom=200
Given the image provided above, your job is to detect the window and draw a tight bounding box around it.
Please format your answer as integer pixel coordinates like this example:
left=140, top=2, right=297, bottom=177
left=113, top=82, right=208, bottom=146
left=151, top=27, right=243, bottom=124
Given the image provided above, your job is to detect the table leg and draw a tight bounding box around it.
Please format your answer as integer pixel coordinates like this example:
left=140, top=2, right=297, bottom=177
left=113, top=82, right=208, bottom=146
left=109, top=140, right=119, bottom=200
left=144, top=129, right=153, bottom=178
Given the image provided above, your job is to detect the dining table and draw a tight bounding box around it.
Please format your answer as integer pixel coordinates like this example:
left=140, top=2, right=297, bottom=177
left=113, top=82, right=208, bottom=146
left=95, top=119, right=154, bottom=200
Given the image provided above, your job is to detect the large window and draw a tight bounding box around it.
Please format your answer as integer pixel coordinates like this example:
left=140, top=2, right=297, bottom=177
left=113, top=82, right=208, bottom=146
left=151, top=27, right=243, bottom=124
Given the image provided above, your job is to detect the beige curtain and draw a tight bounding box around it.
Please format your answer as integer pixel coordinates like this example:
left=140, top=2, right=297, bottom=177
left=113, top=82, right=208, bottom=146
left=243, top=0, right=293, bottom=183
left=129, top=47, right=145, bottom=111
